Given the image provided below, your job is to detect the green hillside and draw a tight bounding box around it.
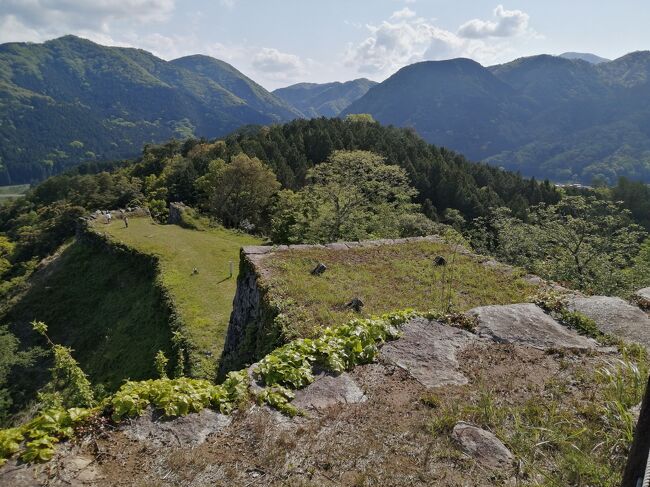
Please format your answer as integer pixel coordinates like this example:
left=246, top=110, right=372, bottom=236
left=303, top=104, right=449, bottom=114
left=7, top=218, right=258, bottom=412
left=172, top=55, right=298, bottom=118
left=1, top=239, right=175, bottom=416
left=0, top=215, right=259, bottom=419
left=0, top=35, right=300, bottom=185
left=96, top=217, right=261, bottom=377
left=273, top=78, right=377, bottom=117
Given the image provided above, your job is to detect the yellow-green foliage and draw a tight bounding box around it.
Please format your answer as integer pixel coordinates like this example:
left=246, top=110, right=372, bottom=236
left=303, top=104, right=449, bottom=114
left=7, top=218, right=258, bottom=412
left=253, top=310, right=416, bottom=416
left=0, top=407, right=92, bottom=465
left=110, top=371, right=249, bottom=420
left=254, top=310, right=414, bottom=388
left=32, top=321, right=95, bottom=410
left=0, top=311, right=416, bottom=465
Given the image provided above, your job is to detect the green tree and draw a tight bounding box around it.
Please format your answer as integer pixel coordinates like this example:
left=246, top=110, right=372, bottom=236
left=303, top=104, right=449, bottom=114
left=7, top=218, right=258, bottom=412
left=271, top=150, right=420, bottom=243
left=475, top=196, right=647, bottom=294
left=344, top=113, right=376, bottom=124
left=32, top=321, right=95, bottom=410
left=197, top=154, right=280, bottom=231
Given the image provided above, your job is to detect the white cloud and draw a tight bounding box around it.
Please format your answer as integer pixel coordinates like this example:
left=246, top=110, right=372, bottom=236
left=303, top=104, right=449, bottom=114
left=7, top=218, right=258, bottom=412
left=458, top=5, right=530, bottom=39
left=346, top=5, right=534, bottom=77
left=390, top=7, right=416, bottom=20
left=0, top=14, right=42, bottom=43
left=0, top=0, right=175, bottom=41
left=252, top=47, right=303, bottom=76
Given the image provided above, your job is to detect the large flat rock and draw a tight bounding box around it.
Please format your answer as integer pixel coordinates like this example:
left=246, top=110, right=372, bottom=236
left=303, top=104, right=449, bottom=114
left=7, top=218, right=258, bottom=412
left=452, top=422, right=514, bottom=470
left=293, top=372, right=366, bottom=411
left=380, top=318, right=477, bottom=388
left=469, top=303, right=598, bottom=350
left=123, top=407, right=231, bottom=447
left=567, top=295, right=650, bottom=349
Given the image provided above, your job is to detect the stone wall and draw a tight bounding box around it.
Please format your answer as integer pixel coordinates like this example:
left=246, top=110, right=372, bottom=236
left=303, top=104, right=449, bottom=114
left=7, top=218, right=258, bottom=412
left=218, top=235, right=482, bottom=377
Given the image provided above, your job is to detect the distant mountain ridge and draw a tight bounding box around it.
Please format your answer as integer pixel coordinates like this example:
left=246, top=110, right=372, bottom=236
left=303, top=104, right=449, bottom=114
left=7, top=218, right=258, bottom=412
left=2, top=35, right=649, bottom=186
left=0, top=35, right=300, bottom=184
left=273, top=78, right=377, bottom=117
left=559, top=52, right=610, bottom=64
left=343, top=51, right=650, bottom=184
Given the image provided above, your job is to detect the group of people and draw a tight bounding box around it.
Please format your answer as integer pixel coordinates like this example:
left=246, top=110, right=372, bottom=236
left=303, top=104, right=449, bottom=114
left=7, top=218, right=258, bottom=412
left=103, top=210, right=129, bottom=228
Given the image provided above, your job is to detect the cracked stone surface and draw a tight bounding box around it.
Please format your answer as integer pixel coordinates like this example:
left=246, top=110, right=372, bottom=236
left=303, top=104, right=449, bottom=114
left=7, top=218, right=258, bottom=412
left=567, top=295, right=650, bottom=349
left=123, top=407, right=231, bottom=447
left=452, top=422, right=514, bottom=469
left=469, top=303, right=598, bottom=350
left=380, top=318, right=477, bottom=388
left=292, top=372, right=367, bottom=412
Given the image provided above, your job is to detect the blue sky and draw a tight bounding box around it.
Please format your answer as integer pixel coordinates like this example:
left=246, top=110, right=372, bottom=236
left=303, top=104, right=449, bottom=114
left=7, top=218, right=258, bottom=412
left=0, top=0, right=647, bottom=89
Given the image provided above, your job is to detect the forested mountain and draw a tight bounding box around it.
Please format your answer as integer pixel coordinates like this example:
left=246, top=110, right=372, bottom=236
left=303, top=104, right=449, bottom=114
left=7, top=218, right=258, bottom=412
left=273, top=78, right=377, bottom=117
left=559, top=52, right=610, bottom=64
left=343, top=52, right=650, bottom=184
left=0, top=36, right=300, bottom=185
left=3, top=35, right=650, bottom=187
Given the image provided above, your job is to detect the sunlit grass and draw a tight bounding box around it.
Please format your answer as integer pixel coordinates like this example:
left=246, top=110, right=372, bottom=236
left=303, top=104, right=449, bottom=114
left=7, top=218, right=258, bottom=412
left=0, top=184, right=29, bottom=202
left=262, top=241, right=536, bottom=339
left=98, top=217, right=261, bottom=378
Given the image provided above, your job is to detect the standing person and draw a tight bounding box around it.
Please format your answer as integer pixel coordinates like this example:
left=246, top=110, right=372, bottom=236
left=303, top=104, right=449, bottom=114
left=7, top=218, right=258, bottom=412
left=106, top=212, right=112, bottom=224
left=124, top=216, right=129, bottom=228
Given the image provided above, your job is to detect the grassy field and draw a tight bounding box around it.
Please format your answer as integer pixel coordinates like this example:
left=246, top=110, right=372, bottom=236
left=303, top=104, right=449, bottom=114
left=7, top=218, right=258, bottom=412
left=0, top=184, right=29, bottom=202
left=97, top=217, right=261, bottom=378
left=262, top=241, right=537, bottom=339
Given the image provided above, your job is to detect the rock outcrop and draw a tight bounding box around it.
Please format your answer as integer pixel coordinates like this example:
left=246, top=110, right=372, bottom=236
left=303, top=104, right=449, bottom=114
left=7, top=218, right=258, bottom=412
left=634, top=287, right=650, bottom=309
left=566, top=296, right=650, bottom=349
left=469, top=303, right=598, bottom=350
left=123, top=408, right=232, bottom=447
left=292, top=372, right=367, bottom=412
left=381, top=318, right=477, bottom=388
left=451, top=422, right=514, bottom=469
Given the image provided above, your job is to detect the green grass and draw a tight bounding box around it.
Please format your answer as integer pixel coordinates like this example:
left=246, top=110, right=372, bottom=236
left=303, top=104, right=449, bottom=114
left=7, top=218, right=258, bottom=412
left=0, top=184, right=29, bottom=202
left=262, top=241, right=536, bottom=340
left=97, top=217, right=261, bottom=377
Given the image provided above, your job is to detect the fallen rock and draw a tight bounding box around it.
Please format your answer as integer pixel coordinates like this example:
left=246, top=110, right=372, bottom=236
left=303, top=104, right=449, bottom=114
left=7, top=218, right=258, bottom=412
left=380, top=318, right=477, bottom=388
left=62, top=455, right=101, bottom=483
left=293, top=372, right=366, bottom=411
left=123, top=407, right=231, bottom=447
left=452, top=422, right=514, bottom=469
left=522, top=274, right=544, bottom=286
left=635, top=287, right=650, bottom=308
left=469, top=303, right=598, bottom=350
left=566, top=296, right=650, bottom=349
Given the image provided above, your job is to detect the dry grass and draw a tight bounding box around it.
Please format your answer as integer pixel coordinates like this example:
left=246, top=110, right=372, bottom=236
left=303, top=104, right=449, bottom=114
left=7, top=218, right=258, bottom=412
left=261, top=241, right=536, bottom=339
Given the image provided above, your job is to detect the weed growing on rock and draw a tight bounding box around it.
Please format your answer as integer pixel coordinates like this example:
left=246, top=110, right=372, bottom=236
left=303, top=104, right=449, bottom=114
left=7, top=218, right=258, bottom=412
left=154, top=351, right=169, bottom=379
left=0, top=311, right=418, bottom=465
left=423, top=310, right=478, bottom=332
